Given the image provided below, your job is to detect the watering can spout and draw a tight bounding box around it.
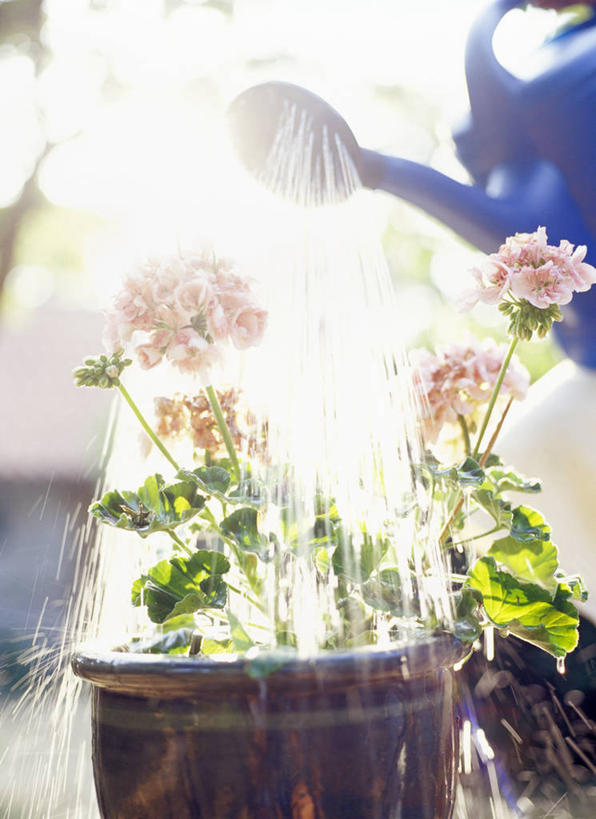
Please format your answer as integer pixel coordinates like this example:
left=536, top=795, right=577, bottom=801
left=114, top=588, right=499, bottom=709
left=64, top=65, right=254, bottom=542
left=359, top=150, right=591, bottom=255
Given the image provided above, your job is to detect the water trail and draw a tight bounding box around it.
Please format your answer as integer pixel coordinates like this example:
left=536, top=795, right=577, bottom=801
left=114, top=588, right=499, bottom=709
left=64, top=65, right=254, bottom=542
left=236, top=103, right=454, bottom=653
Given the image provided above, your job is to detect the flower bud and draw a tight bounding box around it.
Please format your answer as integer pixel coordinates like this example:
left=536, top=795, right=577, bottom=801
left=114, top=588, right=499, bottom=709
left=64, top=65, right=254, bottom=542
left=73, top=350, right=132, bottom=389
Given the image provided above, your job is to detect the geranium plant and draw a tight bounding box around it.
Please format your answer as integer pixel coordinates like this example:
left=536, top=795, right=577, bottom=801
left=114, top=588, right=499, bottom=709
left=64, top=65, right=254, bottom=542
left=75, top=229, right=594, bottom=667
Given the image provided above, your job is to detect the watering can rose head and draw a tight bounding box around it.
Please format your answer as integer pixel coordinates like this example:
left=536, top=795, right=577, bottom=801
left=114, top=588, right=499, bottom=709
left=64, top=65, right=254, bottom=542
left=102, top=251, right=267, bottom=379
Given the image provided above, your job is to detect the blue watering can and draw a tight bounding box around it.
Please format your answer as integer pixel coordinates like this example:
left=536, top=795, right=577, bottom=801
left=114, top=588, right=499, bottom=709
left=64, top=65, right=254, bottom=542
left=228, top=0, right=596, bottom=365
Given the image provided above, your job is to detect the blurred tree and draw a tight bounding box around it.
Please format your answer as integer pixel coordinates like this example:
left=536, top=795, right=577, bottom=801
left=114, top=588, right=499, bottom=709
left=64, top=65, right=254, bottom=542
left=0, top=0, right=47, bottom=296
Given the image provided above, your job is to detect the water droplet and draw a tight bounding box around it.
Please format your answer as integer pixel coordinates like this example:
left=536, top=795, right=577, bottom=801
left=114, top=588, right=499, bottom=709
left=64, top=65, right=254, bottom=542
left=556, top=656, right=566, bottom=675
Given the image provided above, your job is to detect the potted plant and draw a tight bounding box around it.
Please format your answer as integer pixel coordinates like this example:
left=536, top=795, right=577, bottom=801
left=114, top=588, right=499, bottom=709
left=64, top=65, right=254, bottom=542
left=72, top=229, right=593, bottom=818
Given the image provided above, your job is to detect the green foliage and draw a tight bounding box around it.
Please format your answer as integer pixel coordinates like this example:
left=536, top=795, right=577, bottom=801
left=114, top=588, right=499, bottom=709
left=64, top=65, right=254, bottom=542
left=132, top=550, right=230, bottom=623
left=201, top=637, right=234, bottom=655
left=361, top=569, right=406, bottom=615
left=227, top=610, right=254, bottom=652
left=247, top=647, right=297, bottom=679
left=510, top=506, right=551, bottom=542
left=129, top=626, right=194, bottom=655
left=488, top=535, right=559, bottom=592
left=427, top=456, right=486, bottom=489
left=90, top=474, right=205, bottom=537
left=473, top=485, right=513, bottom=530
left=220, top=507, right=271, bottom=557
left=486, top=467, right=541, bottom=496
left=453, top=589, right=482, bottom=643
left=467, top=557, right=579, bottom=657
left=178, top=465, right=266, bottom=508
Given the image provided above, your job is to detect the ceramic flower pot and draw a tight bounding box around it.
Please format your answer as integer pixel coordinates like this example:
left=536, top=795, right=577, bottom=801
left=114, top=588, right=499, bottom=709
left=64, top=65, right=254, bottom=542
left=72, top=634, right=466, bottom=819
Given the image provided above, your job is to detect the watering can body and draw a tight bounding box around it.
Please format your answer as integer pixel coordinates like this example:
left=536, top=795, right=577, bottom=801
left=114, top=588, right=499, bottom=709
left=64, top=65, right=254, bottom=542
left=362, top=0, right=596, bottom=365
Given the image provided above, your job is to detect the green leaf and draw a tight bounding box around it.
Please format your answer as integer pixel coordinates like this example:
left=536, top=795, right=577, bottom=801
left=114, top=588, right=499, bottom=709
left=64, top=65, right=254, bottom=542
left=247, top=647, right=297, bottom=679
left=220, top=508, right=270, bottom=557
left=360, top=533, right=389, bottom=581
left=131, top=550, right=230, bottom=623
left=428, top=456, right=486, bottom=489
left=473, top=485, right=513, bottom=530
left=227, top=610, right=254, bottom=652
left=178, top=466, right=264, bottom=508
left=90, top=474, right=205, bottom=538
left=361, top=569, right=407, bottom=615
left=228, top=477, right=267, bottom=506
left=467, top=557, right=579, bottom=657
left=510, top=506, right=551, bottom=543
left=192, top=466, right=231, bottom=494
left=482, top=453, right=502, bottom=468
left=314, top=547, right=330, bottom=576
left=331, top=531, right=358, bottom=581
left=129, top=627, right=194, bottom=655
left=201, top=638, right=234, bottom=655
left=486, top=467, right=541, bottom=496
left=453, top=589, right=482, bottom=642
left=488, top=535, right=559, bottom=591
left=557, top=575, right=588, bottom=602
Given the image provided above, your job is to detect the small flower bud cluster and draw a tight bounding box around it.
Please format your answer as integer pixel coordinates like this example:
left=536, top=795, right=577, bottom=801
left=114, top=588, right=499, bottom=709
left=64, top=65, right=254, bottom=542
left=73, top=351, right=132, bottom=389
left=499, top=300, right=563, bottom=341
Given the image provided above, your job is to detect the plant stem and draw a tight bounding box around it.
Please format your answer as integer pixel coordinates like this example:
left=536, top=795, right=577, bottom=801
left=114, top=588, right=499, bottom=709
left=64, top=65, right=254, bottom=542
left=458, top=415, right=471, bottom=456
left=204, top=384, right=240, bottom=481
left=479, top=396, right=514, bottom=468
left=439, top=396, right=515, bottom=547
left=439, top=495, right=464, bottom=546
left=117, top=382, right=180, bottom=472
left=449, top=526, right=502, bottom=548
left=169, top=530, right=193, bottom=557
left=472, top=337, right=519, bottom=459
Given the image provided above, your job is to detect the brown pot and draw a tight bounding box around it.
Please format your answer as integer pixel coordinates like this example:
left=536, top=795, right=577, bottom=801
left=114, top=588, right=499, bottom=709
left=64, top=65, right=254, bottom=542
left=72, top=634, right=466, bottom=819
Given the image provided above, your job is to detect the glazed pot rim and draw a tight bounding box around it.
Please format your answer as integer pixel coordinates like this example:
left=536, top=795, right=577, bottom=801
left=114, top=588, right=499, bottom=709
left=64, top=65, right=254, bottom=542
left=72, top=632, right=468, bottom=698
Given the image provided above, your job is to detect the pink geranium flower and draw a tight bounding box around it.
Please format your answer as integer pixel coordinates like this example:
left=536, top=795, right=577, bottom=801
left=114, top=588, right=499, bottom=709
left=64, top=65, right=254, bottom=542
left=460, top=227, right=596, bottom=312
left=103, top=250, right=267, bottom=380
left=229, top=303, right=268, bottom=350
left=410, top=336, right=529, bottom=444
left=510, top=262, right=573, bottom=309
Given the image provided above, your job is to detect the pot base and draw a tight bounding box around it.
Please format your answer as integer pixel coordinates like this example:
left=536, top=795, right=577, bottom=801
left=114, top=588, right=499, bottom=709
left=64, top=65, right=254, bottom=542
left=74, top=636, right=466, bottom=818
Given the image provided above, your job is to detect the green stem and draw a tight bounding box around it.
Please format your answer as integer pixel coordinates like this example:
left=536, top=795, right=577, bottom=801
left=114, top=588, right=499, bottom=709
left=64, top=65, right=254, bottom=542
left=205, top=384, right=240, bottom=481
left=449, top=526, right=502, bottom=548
left=448, top=573, right=469, bottom=584
left=457, top=415, right=471, bottom=456
left=117, top=382, right=180, bottom=472
left=472, top=337, right=519, bottom=460
left=169, top=530, right=193, bottom=557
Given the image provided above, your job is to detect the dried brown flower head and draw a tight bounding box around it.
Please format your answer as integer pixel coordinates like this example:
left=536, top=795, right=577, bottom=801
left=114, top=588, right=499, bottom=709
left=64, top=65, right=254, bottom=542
left=154, top=388, right=267, bottom=459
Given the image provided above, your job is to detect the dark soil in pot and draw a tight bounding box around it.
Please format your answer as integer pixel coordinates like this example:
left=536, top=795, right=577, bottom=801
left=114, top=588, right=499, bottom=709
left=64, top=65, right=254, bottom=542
left=72, top=634, right=467, bottom=819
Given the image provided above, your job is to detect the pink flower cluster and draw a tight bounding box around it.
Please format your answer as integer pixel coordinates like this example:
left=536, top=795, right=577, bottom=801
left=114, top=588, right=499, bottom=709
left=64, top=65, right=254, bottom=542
left=460, top=227, right=596, bottom=310
left=103, top=252, right=267, bottom=378
left=410, top=337, right=530, bottom=444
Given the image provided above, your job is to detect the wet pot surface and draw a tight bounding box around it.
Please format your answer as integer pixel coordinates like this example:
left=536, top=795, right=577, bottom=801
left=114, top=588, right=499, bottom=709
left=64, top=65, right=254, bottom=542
left=72, top=636, right=466, bottom=819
